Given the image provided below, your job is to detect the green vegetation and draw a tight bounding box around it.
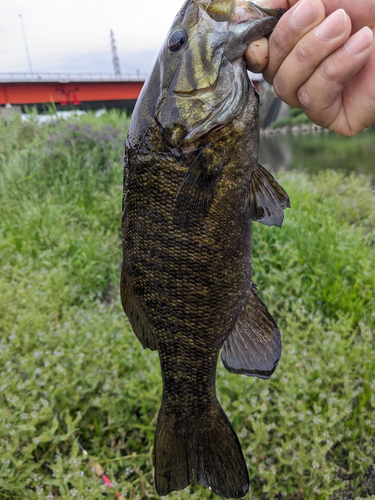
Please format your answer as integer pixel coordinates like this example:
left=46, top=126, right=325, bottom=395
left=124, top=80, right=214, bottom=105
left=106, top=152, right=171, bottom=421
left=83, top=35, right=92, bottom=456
left=1, top=112, right=374, bottom=500
left=269, top=107, right=312, bottom=129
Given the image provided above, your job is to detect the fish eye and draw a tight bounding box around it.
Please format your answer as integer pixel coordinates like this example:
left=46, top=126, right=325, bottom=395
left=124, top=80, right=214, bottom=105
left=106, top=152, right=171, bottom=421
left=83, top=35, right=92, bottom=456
left=168, top=29, right=188, bottom=53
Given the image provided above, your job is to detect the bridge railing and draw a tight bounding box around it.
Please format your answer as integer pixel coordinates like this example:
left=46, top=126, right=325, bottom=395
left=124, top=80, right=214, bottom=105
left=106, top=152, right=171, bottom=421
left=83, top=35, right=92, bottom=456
left=0, top=72, right=148, bottom=83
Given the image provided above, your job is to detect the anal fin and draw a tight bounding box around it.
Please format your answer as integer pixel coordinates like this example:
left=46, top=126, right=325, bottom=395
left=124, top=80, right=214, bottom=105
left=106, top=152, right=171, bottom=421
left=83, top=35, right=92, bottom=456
left=221, top=284, right=282, bottom=379
left=249, top=164, right=290, bottom=228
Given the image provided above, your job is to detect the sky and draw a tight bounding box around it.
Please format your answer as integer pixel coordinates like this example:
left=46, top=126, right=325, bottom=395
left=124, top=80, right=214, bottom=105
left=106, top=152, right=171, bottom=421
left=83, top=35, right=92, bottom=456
left=0, top=0, right=182, bottom=77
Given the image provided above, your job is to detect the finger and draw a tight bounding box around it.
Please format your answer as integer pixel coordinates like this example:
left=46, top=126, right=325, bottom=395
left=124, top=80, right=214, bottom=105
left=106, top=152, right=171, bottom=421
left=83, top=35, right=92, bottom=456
left=268, top=0, right=375, bottom=32
left=264, top=0, right=325, bottom=83
left=297, top=27, right=374, bottom=135
left=245, top=37, right=269, bottom=73
left=262, top=0, right=290, bottom=9
left=319, top=1, right=375, bottom=32
left=346, top=29, right=375, bottom=131
left=272, top=9, right=352, bottom=107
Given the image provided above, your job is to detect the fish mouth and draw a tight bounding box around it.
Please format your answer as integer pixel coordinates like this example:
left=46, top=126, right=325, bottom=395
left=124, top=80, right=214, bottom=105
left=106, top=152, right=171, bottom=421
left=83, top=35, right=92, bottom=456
left=246, top=2, right=286, bottom=20
left=173, top=69, right=221, bottom=98
left=260, top=7, right=286, bottom=37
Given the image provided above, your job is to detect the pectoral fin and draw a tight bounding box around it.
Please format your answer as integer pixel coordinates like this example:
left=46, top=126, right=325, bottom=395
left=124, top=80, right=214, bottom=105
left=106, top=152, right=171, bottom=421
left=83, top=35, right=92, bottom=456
left=249, top=164, right=290, bottom=228
left=174, top=149, right=223, bottom=226
left=221, top=284, right=281, bottom=379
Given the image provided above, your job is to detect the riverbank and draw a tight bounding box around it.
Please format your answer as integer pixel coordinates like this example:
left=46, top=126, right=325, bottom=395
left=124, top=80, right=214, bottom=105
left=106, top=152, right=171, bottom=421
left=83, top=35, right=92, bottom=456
left=261, top=122, right=327, bottom=135
left=261, top=106, right=327, bottom=136
left=259, top=127, right=375, bottom=180
left=1, top=113, right=374, bottom=500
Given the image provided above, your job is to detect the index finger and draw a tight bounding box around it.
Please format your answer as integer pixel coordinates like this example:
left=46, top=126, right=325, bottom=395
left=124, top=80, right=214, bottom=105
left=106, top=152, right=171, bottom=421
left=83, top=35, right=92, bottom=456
left=264, top=0, right=290, bottom=9
left=268, top=0, right=375, bottom=31
left=263, top=0, right=326, bottom=82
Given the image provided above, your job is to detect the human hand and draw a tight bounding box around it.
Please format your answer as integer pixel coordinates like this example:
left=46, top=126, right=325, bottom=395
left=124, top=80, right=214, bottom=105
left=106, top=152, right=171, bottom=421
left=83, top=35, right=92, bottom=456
left=247, top=0, right=375, bottom=136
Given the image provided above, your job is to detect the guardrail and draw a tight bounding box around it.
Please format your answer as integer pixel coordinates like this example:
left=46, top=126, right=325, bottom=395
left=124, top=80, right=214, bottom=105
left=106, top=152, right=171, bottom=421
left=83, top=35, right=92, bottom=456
left=0, top=71, right=264, bottom=84
left=0, top=72, right=148, bottom=83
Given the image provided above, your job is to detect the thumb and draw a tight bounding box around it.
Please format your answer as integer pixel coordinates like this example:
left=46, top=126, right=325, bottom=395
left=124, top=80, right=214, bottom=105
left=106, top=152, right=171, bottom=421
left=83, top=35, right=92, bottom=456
left=245, top=37, right=269, bottom=72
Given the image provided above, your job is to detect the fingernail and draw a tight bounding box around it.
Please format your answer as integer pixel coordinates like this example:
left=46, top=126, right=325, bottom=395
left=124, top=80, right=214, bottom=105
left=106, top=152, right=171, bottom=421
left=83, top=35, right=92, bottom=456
left=316, top=9, right=347, bottom=41
left=292, top=0, right=318, bottom=29
left=345, top=27, right=373, bottom=55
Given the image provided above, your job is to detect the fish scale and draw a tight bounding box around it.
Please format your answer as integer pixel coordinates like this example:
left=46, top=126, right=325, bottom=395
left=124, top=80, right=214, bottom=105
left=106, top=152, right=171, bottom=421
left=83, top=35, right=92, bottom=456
left=121, top=0, right=288, bottom=497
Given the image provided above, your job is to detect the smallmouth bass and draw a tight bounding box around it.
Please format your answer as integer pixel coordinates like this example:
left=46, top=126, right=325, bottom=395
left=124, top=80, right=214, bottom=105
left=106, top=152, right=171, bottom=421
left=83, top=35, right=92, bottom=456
left=121, top=0, right=289, bottom=497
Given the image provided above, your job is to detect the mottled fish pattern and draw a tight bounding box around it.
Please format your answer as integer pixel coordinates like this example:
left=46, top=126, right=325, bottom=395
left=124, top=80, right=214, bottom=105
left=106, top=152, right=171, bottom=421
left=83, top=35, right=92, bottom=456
left=121, top=0, right=289, bottom=497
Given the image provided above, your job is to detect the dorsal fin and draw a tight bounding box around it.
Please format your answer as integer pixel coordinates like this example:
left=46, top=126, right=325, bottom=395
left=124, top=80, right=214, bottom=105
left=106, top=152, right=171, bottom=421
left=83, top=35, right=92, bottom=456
left=221, top=284, right=281, bottom=379
left=249, top=164, right=290, bottom=228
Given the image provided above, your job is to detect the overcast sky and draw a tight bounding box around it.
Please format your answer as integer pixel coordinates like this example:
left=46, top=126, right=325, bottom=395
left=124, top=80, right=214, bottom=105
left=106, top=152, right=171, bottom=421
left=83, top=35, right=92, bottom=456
left=0, top=0, right=181, bottom=76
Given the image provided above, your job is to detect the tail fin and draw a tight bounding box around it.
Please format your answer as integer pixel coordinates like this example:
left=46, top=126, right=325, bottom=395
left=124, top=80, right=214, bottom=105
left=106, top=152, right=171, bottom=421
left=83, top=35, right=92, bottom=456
left=154, top=403, right=249, bottom=498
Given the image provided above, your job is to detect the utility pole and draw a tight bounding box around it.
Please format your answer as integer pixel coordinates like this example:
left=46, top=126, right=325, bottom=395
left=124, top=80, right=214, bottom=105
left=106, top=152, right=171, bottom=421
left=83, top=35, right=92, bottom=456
left=19, top=14, right=33, bottom=75
left=110, top=29, right=121, bottom=77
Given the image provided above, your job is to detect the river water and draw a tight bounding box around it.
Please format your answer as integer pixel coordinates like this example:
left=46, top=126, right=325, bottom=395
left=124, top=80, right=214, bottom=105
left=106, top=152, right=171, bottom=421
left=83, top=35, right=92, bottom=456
left=259, top=129, right=375, bottom=181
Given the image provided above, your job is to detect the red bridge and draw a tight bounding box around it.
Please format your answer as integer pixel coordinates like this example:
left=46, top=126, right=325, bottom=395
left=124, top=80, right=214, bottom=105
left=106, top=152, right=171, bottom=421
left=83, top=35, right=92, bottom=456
left=0, top=72, right=264, bottom=113
left=0, top=73, right=146, bottom=112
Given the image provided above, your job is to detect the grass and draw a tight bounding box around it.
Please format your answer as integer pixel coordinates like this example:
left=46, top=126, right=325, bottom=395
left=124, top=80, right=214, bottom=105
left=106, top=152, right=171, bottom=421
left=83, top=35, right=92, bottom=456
left=0, top=111, right=374, bottom=500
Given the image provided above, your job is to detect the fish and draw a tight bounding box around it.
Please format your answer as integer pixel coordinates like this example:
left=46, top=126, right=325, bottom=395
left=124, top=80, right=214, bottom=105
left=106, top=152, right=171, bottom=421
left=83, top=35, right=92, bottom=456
left=120, top=0, right=289, bottom=497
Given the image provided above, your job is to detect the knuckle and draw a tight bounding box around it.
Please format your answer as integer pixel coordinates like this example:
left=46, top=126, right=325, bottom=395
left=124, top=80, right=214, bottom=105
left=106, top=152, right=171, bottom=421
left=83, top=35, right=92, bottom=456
left=345, top=120, right=367, bottom=137
left=293, top=40, right=311, bottom=66
left=297, top=86, right=313, bottom=111
left=270, top=26, right=291, bottom=60
left=345, top=128, right=361, bottom=137
left=273, top=77, right=298, bottom=107
left=272, top=77, right=285, bottom=99
left=319, top=58, right=338, bottom=83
